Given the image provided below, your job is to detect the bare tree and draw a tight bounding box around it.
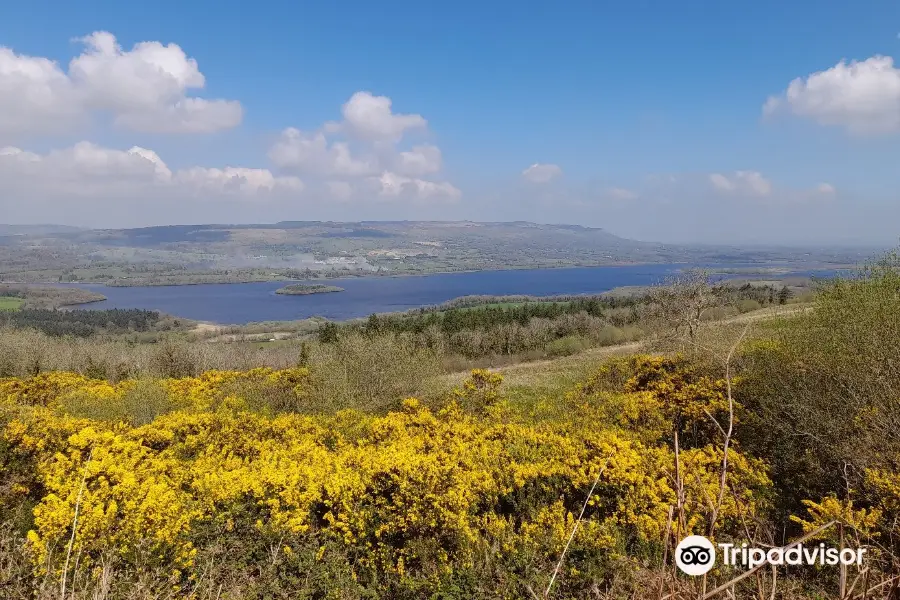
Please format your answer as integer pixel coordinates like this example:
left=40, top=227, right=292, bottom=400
left=648, top=268, right=723, bottom=348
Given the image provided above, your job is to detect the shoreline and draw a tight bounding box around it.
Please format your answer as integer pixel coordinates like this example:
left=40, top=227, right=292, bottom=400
left=3, top=258, right=855, bottom=289
left=7, top=261, right=646, bottom=288
left=186, top=277, right=819, bottom=330
left=6, top=264, right=841, bottom=328
left=56, top=297, right=107, bottom=310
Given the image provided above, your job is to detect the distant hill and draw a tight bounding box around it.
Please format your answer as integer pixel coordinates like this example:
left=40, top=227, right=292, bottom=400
left=0, top=224, right=86, bottom=236
left=0, top=220, right=879, bottom=286
left=65, top=221, right=650, bottom=252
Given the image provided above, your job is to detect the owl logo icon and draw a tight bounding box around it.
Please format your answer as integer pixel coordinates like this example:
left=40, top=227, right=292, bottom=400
left=675, top=535, right=716, bottom=576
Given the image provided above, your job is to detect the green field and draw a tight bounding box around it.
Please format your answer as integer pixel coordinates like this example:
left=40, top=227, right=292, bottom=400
left=0, top=296, right=24, bottom=311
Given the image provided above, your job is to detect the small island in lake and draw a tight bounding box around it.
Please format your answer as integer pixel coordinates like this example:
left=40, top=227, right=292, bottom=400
left=275, top=283, right=345, bottom=296
left=0, top=284, right=107, bottom=309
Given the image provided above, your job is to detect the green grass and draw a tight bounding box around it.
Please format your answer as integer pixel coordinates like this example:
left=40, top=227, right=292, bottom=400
left=425, top=302, right=813, bottom=421
left=0, top=296, right=24, bottom=311
left=423, top=341, right=642, bottom=421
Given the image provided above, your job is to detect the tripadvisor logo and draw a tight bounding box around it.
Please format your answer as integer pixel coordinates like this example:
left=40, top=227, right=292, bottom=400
left=675, top=535, right=867, bottom=577
left=676, top=535, right=716, bottom=576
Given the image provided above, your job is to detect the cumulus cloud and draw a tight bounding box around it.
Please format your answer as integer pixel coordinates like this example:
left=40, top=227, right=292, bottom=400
left=396, top=144, right=442, bottom=176
left=700, top=170, right=838, bottom=204
left=174, top=166, right=303, bottom=195
left=708, top=173, right=736, bottom=192
left=373, top=171, right=460, bottom=201
left=271, top=92, right=457, bottom=201
left=336, top=91, right=427, bottom=141
left=0, top=31, right=242, bottom=138
left=269, top=129, right=378, bottom=177
left=522, top=163, right=562, bottom=184
left=763, top=55, right=900, bottom=135
left=0, top=142, right=301, bottom=197
left=709, top=171, right=773, bottom=196
left=0, top=48, right=84, bottom=137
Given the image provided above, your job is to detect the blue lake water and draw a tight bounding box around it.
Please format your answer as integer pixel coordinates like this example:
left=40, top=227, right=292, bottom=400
left=64, top=264, right=842, bottom=324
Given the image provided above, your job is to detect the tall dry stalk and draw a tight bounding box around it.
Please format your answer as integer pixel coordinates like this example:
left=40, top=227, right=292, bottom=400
left=61, top=449, right=93, bottom=600
left=544, top=458, right=610, bottom=599
left=702, top=520, right=836, bottom=599
left=707, top=323, right=750, bottom=537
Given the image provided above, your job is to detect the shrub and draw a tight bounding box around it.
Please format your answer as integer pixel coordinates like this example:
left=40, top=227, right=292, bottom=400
left=736, top=299, right=763, bottom=313
left=736, top=251, right=900, bottom=535
left=305, top=331, right=441, bottom=413
left=545, top=335, right=591, bottom=357
left=149, top=342, right=199, bottom=378
left=61, top=379, right=178, bottom=426
left=0, top=360, right=775, bottom=598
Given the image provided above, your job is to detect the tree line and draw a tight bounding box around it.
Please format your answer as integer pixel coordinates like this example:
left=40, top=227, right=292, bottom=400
left=0, top=308, right=162, bottom=337
left=317, top=284, right=794, bottom=358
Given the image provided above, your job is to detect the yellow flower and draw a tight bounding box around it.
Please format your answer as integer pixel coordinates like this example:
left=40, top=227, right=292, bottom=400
left=1, top=359, right=772, bottom=580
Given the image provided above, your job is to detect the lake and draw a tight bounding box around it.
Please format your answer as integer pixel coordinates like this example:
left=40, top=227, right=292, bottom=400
left=65, top=264, right=841, bottom=324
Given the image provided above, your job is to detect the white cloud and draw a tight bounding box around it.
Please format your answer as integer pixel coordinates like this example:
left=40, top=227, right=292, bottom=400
left=0, top=146, right=41, bottom=161
left=816, top=182, right=836, bottom=195
left=396, top=144, right=442, bottom=176
left=1, top=142, right=170, bottom=187
left=764, top=55, right=900, bottom=135
left=0, top=142, right=300, bottom=198
left=337, top=91, right=427, bottom=141
left=522, top=163, right=562, bottom=183
left=700, top=170, right=837, bottom=203
left=0, top=31, right=242, bottom=138
left=270, top=93, right=457, bottom=201
left=268, top=129, right=378, bottom=177
left=174, top=167, right=303, bottom=195
left=709, top=171, right=772, bottom=196
left=0, top=48, right=82, bottom=136
left=709, top=173, right=736, bottom=192
left=126, top=146, right=172, bottom=179
left=373, top=172, right=461, bottom=201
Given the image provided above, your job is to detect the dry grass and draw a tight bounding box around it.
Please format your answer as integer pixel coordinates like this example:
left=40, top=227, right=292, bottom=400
left=0, top=328, right=305, bottom=379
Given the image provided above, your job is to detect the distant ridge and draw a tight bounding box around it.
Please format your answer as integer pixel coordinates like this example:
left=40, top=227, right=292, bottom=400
left=3, top=219, right=623, bottom=236
left=0, top=220, right=878, bottom=274
left=0, top=224, right=86, bottom=235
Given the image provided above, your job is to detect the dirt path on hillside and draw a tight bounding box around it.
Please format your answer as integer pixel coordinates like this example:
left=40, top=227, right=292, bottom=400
left=725, top=304, right=812, bottom=323
left=191, top=322, right=222, bottom=334
left=442, top=302, right=813, bottom=381
left=491, top=342, right=644, bottom=376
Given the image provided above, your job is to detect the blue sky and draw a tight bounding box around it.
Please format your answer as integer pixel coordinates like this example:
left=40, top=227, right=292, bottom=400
left=1, top=0, right=899, bottom=244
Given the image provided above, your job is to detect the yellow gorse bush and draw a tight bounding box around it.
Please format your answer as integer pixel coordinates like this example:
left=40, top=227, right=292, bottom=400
left=0, top=372, right=122, bottom=408
left=791, top=495, right=882, bottom=542
left=1, top=366, right=311, bottom=412
left=0, top=360, right=771, bottom=584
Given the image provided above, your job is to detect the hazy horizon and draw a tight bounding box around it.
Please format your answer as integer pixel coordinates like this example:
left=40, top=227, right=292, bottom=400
left=1, top=218, right=888, bottom=251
